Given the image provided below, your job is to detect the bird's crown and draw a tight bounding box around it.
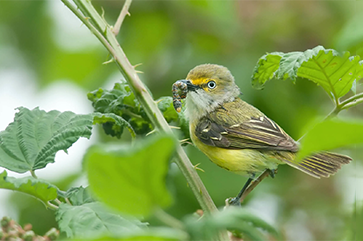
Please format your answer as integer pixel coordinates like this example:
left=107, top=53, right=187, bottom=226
left=186, top=64, right=235, bottom=87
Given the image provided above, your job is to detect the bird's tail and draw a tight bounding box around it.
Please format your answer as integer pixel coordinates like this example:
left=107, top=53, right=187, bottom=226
left=285, top=152, right=352, bottom=178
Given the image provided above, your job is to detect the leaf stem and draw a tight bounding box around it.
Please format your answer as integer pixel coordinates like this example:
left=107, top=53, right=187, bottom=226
left=340, top=92, right=363, bottom=110
left=325, top=92, right=363, bottom=120
left=61, top=2, right=226, bottom=238
left=46, top=201, right=59, bottom=210
left=154, top=208, right=185, bottom=231
left=30, top=170, right=38, bottom=179
left=65, top=197, right=72, bottom=205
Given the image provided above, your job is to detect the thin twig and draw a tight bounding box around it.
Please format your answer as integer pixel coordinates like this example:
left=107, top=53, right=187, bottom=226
left=154, top=208, right=185, bottom=230
left=240, top=170, right=271, bottom=203
left=65, top=197, right=72, bottom=205
left=112, top=0, right=132, bottom=36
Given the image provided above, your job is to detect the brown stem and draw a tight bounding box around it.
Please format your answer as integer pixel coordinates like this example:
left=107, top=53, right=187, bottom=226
left=240, top=170, right=271, bottom=203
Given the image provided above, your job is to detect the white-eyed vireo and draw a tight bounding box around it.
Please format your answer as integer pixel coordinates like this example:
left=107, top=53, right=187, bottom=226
left=173, top=64, right=351, bottom=205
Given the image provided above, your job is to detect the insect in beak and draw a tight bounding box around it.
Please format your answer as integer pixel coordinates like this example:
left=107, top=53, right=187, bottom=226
left=172, top=79, right=188, bottom=113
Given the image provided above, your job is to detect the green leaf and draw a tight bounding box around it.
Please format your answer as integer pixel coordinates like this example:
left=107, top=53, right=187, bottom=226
left=66, top=186, right=94, bottom=206
left=93, top=113, right=136, bottom=138
left=185, top=207, right=280, bottom=241
left=251, top=52, right=283, bottom=89
left=88, top=82, right=152, bottom=136
left=297, top=119, right=363, bottom=161
left=56, top=202, right=146, bottom=238
left=156, top=97, right=179, bottom=123
left=0, top=170, right=57, bottom=204
left=0, top=107, right=93, bottom=173
left=276, top=46, right=326, bottom=81
left=88, top=83, right=188, bottom=138
left=86, top=134, right=175, bottom=217
left=251, top=46, right=363, bottom=99
left=298, top=50, right=363, bottom=99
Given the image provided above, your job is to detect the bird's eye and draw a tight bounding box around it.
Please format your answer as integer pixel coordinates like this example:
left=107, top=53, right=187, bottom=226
left=207, top=81, right=216, bottom=89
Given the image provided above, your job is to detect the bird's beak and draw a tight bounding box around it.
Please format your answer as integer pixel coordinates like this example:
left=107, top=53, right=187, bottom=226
left=179, top=79, right=199, bottom=92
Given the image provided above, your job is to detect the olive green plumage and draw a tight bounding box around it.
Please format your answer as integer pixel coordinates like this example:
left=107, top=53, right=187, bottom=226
left=182, top=64, right=351, bottom=178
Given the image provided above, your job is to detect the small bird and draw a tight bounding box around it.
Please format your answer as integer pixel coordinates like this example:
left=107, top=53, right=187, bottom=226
left=174, top=64, right=351, bottom=205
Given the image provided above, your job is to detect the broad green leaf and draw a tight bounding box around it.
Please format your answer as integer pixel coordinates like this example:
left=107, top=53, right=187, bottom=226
left=86, top=134, right=175, bottom=217
left=156, top=97, right=178, bottom=123
left=0, top=107, right=93, bottom=173
left=185, top=207, right=280, bottom=241
left=251, top=52, right=283, bottom=89
left=66, top=186, right=94, bottom=206
left=56, top=202, right=146, bottom=238
left=251, top=46, right=363, bottom=99
left=298, top=50, right=363, bottom=99
left=88, top=82, right=188, bottom=138
left=71, top=228, right=187, bottom=241
left=276, top=46, right=326, bottom=81
left=297, top=119, right=363, bottom=161
left=0, top=170, right=57, bottom=204
left=156, top=96, right=189, bottom=139
left=88, top=82, right=152, bottom=136
left=93, top=112, right=136, bottom=138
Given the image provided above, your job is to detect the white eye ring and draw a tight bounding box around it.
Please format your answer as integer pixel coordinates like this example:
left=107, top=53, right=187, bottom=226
left=207, top=81, right=216, bottom=89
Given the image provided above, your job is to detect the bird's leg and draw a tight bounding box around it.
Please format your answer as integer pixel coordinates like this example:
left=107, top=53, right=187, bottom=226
left=269, top=169, right=277, bottom=178
left=227, top=176, right=254, bottom=206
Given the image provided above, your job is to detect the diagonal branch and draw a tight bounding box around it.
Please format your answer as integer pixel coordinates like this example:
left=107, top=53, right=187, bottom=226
left=240, top=170, right=270, bottom=203
left=60, top=1, right=224, bottom=236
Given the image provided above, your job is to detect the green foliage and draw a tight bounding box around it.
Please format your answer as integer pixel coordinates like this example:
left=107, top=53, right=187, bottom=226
left=156, top=96, right=179, bottom=123
left=252, top=52, right=284, bottom=89
left=87, top=82, right=152, bottom=136
left=252, top=45, right=363, bottom=164
left=252, top=46, right=363, bottom=100
left=93, top=112, right=136, bottom=138
left=0, top=170, right=57, bottom=205
left=71, top=228, right=187, bottom=241
left=0, top=107, right=94, bottom=173
left=297, top=119, right=363, bottom=161
left=185, top=207, right=280, bottom=241
left=86, top=134, right=175, bottom=217
left=2, top=0, right=363, bottom=239
left=56, top=202, right=146, bottom=238
left=65, top=186, right=94, bottom=206
left=88, top=82, right=187, bottom=138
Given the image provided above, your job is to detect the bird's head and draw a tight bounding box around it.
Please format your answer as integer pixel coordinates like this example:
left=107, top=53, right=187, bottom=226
left=179, top=64, right=240, bottom=119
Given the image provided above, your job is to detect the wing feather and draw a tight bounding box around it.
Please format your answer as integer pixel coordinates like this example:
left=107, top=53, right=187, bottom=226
left=194, top=101, right=298, bottom=152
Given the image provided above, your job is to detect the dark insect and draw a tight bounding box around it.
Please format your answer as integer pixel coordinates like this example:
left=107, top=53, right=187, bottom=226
left=172, top=80, right=188, bottom=112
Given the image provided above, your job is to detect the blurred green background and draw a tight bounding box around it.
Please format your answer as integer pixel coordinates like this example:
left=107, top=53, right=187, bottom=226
left=0, top=0, right=363, bottom=240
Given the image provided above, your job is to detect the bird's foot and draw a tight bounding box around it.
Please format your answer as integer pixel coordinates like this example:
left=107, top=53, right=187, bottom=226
left=268, top=169, right=278, bottom=178
left=226, top=197, right=241, bottom=207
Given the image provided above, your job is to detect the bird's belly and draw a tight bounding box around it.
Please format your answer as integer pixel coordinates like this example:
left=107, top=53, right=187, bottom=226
left=191, top=132, right=280, bottom=176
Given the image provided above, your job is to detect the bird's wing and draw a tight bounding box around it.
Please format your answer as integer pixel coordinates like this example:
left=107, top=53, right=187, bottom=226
left=194, top=111, right=299, bottom=152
